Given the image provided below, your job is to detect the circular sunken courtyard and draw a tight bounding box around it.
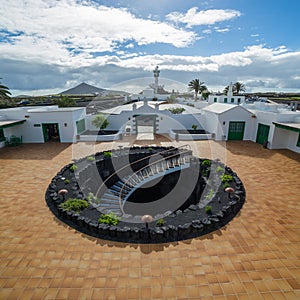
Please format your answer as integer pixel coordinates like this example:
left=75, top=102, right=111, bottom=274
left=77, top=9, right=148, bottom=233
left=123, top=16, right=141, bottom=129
left=45, top=146, right=246, bottom=244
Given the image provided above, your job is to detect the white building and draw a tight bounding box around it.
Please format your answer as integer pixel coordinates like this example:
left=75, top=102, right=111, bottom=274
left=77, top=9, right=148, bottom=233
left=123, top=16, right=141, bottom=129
left=0, top=106, right=86, bottom=147
left=1, top=99, right=299, bottom=154
left=208, top=83, right=245, bottom=105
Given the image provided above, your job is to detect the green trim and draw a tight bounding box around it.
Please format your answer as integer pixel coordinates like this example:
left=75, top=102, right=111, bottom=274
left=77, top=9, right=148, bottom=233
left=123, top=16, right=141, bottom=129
left=133, top=114, right=158, bottom=117
left=0, top=129, right=5, bottom=142
left=0, top=120, right=26, bottom=129
left=273, top=122, right=300, bottom=134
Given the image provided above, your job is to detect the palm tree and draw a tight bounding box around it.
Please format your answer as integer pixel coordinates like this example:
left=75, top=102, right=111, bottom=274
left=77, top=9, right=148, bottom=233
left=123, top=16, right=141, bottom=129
left=0, top=78, right=12, bottom=99
left=224, top=82, right=246, bottom=95
left=188, top=79, right=207, bottom=101
left=234, top=82, right=246, bottom=95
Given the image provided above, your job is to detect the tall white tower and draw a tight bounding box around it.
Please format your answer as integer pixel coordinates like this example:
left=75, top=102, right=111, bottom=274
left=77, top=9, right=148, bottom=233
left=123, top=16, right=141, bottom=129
left=228, top=82, right=234, bottom=98
left=153, top=66, right=160, bottom=95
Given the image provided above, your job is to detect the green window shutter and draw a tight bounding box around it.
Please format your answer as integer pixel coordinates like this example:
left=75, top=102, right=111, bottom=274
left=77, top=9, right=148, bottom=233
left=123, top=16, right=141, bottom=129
left=231, top=98, right=234, bottom=103
left=76, top=119, right=86, bottom=134
left=297, top=134, right=300, bottom=147
left=224, top=98, right=227, bottom=103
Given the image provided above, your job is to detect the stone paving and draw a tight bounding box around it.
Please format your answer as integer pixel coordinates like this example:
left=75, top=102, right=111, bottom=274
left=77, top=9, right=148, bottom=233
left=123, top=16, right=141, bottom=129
left=0, top=138, right=299, bottom=299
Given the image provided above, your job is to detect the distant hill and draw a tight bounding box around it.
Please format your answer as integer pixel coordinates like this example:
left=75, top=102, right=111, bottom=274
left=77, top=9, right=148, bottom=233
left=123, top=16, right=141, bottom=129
left=60, top=82, right=106, bottom=95
left=60, top=82, right=129, bottom=96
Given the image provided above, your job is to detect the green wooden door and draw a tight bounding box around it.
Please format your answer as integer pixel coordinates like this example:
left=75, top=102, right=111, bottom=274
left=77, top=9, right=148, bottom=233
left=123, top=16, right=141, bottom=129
left=228, top=121, right=245, bottom=140
left=256, top=123, right=270, bottom=145
left=42, top=124, right=49, bottom=142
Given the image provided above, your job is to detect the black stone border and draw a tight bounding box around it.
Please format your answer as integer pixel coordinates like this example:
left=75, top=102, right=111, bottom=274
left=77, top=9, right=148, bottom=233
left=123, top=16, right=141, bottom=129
left=45, top=147, right=246, bottom=244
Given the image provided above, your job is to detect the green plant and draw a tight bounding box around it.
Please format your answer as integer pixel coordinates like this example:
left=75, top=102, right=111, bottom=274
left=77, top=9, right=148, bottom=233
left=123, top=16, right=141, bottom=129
left=70, top=164, right=78, bottom=171
left=86, top=192, right=101, bottom=204
left=103, top=151, right=112, bottom=158
left=221, top=174, right=234, bottom=183
left=168, top=107, right=185, bottom=114
left=215, top=166, right=224, bottom=173
left=87, top=156, right=95, bottom=161
left=223, top=182, right=230, bottom=189
left=192, top=124, right=198, bottom=130
left=92, top=114, right=109, bottom=130
left=186, top=103, right=195, bottom=107
left=64, top=179, right=70, bottom=184
left=205, top=189, right=214, bottom=199
left=55, top=95, right=76, bottom=107
left=59, top=198, right=89, bottom=213
left=156, top=218, right=165, bottom=226
left=98, top=212, right=119, bottom=225
left=205, top=205, right=212, bottom=214
left=201, top=159, right=211, bottom=167
left=148, top=147, right=153, bottom=152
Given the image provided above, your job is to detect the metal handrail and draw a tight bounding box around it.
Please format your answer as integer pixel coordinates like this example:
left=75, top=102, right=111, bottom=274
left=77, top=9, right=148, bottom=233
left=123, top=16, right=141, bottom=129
left=119, top=149, right=192, bottom=214
left=95, top=144, right=191, bottom=198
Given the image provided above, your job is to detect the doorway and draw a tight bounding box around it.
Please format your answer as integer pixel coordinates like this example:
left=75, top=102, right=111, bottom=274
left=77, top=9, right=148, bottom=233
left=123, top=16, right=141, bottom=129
left=42, top=123, right=60, bottom=142
left=228, top=121, right=245, bottom=140
left=135, top=115, right=156, bottom=134
left=256, top=123, right=270, bottom=145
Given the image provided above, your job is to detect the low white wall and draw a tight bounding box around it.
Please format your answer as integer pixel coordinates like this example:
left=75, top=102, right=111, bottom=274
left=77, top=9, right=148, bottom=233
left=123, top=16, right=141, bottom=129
left=169, top=130, right=214, bottom=140
left=78, top=132, right=122, bottom=142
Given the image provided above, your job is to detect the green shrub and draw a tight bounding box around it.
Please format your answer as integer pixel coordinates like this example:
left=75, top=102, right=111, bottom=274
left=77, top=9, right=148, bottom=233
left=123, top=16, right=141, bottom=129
left=64, top=179, right=70, bottom=184
left=87, top=156, right=95, bottom=161
left=215, top=166, right=224, bottom=173
left=168, top=107, right=185, bottom=114
left=59, top=198, right=89, bottom=213
left=223, top=182, right=230, bottom=189
left=98, top=212, right=119, bottom=225
left=148, top=147, right=153, bottom=152
left=201, top=159, right=211, bottom=167
left=70, top=164, right=78, bottom=171
left=205, top=205, right=212, bottom=214
left=221, top=174, right=234, bottom=183
left=192, top=124, right=198, bottom=130
left=103, top=151, right=112, bottom=158
left=156, top=218, right=165, bottom=226
left=92, top=114, right=109, bottom=130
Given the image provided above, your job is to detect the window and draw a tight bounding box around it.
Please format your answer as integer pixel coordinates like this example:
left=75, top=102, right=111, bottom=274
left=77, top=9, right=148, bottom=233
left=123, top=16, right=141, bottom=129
left=0, top=129, right=5, bottom=142
left=297, top=134, right=300, bottom=147
left=231, top=98, right=234, bottom=103
left=224, top=98, right=227, bottom=103
left=214, top=97, right=217, bottom=102
left=238, top=98, right=241, bottom=103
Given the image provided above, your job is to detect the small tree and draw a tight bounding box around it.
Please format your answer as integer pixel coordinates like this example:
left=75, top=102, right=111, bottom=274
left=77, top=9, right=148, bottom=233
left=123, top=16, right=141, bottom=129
left=0, top=78, right=13, bottom=108
left=92, top=114, right=109, bottom=130
left=55, top=95, right=76, bottom=107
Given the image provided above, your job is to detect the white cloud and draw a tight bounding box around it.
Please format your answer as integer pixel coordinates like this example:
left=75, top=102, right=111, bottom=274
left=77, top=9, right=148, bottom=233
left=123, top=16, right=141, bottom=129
left=0, top=0, right=196, bottom=66
left=166, top=7, right=241, bottom=28
left=215, top=28, right=229, bottom=33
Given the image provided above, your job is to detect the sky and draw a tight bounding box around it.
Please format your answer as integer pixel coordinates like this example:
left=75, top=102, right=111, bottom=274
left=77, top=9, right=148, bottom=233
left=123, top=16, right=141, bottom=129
left=0, top=0, right=299, bottom=96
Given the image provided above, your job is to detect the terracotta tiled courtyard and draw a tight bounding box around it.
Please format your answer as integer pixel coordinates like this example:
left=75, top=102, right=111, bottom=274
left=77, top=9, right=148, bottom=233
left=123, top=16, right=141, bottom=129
left=0, top=139, right=299, bottom=299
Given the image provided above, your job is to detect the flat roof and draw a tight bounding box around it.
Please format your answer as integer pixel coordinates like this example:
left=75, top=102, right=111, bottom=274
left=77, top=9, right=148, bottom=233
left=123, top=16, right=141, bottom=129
left=202, top=103, right=250, bottom=114
left=28, top=106, right=84, bottom=112
left=0, top=119, right=26, bottom=129
left=273, top=122, right=300, bottom=133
